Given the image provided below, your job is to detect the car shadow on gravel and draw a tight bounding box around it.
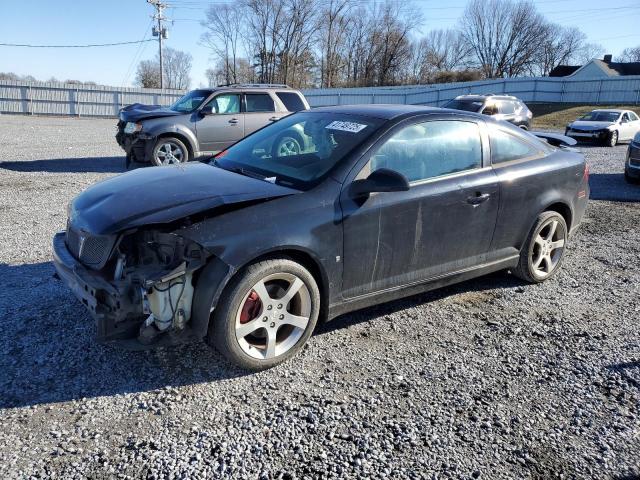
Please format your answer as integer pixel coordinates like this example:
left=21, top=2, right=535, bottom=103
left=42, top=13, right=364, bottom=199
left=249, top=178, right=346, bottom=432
left=318, top=271, right=526, bottom=335
left=0, top=261, right=250, bottom=409
left=589, top=173, right=640, bottom=203
left=0, top=261, right=527, bottom=409
left=0, top=156, right=125, bottom=173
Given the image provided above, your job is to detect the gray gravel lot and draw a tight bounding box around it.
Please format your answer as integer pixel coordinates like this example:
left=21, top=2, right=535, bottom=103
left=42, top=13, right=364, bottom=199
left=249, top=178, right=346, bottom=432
left=0, top=114, right=639, bottom=479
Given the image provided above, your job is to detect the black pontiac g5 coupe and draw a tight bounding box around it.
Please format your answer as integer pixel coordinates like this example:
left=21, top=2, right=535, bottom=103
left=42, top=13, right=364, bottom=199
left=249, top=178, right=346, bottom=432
left=53, top=105, right=589, bottom=370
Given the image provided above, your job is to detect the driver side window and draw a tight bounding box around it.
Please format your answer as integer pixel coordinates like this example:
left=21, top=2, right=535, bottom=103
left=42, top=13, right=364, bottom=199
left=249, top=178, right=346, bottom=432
left=361, top=120, right=482, bottom=183
left=203, top=94, right=240, bottom=114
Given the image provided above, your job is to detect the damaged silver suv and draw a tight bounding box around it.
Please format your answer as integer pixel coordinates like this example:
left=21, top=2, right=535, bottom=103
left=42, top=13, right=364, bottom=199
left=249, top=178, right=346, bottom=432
left=116, top=84, right=310, bottom=167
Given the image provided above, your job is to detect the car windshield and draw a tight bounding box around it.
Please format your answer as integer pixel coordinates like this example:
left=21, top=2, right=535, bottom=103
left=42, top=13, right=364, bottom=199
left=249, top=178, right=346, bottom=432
left=170, top=89, right=211, bottom=113
left=213, top=111, right=384, bottom=190
left=443, top=99, right=484, bottom=112
left=579, top=111, right=620, bottom=122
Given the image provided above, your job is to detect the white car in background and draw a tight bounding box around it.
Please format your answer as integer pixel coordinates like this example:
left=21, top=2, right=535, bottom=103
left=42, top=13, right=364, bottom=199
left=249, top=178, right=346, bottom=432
left=565, top=109, right=640, bottom=147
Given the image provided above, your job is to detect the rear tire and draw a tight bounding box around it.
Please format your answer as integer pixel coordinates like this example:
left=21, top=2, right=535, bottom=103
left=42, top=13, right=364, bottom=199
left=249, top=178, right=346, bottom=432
left=151, top=137, right=190, bottom=166
left=512, top=211, right=568, bottom=284
left=207, top=257, right=320, bottom=370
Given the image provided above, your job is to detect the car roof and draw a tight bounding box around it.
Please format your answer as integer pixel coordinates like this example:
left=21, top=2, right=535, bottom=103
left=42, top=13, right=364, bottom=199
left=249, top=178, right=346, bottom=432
left=454, top=94, right=520, bottom=101
left=309, top=104, right=481, bottom=120
left=591, top=109, right=625, bottom=113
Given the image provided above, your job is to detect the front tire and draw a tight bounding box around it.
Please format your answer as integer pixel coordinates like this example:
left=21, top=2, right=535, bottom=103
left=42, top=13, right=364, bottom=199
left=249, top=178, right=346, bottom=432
left=606, top=130, right=618, bottom=147
left=272, top=133, right=302, bottom=158
left=208, top=258, right=320, bottom=370
left=512, top=211, right=568, bottom=283
left=151, top=137, right=190, bottom=166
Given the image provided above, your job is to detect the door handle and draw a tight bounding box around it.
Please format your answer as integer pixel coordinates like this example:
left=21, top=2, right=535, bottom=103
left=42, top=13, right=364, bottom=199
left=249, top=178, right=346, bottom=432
left=269, top=116, right=279, bottom=122
left=467, top=192, right=490, bottom=205
left=228, top=118, right=239, bottom=125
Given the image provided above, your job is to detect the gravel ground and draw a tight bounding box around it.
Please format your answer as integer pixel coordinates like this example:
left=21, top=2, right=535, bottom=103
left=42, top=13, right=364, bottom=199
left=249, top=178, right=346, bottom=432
left=0, top=115, right=639, bottom=479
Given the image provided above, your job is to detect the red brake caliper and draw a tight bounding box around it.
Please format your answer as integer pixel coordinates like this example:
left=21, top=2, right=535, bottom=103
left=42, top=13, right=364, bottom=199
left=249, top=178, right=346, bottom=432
left=239, top=290, right=262, bottom=324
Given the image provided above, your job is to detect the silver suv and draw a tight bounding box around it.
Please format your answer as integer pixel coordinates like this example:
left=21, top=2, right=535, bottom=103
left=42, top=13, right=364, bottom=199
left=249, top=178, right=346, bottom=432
left=116, top=84, right=310, bottom=167
left=442, top=94, right=533, bottom=130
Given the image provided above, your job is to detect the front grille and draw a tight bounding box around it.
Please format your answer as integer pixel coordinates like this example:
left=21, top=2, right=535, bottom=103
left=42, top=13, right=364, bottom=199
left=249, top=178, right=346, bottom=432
left=65, top=226, right=113, bottom=267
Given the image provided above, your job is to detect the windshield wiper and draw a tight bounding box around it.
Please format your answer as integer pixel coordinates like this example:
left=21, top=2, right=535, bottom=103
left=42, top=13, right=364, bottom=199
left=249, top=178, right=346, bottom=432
left=223, top=165, right=269, bottom=181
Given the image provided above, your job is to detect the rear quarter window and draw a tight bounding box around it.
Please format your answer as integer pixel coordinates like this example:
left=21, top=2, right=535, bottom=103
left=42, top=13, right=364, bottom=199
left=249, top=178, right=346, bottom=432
left=245, top=93, right=275, bottom=113
left=490, top=128, right=543, bottom=164
left=276, top=92, right=307, bottom=112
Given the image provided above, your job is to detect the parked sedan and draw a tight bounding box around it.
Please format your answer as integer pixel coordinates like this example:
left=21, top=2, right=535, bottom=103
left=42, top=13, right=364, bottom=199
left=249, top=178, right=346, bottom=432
left=565, top=109, right=640, bottom=147
left=625, top=131, right=640, bottom=183
left=53, top=105, right=589, bottom=370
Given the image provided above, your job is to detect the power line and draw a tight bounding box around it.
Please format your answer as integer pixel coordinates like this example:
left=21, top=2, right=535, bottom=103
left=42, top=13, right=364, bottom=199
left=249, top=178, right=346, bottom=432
left=121, top=19, right=155, bottom=87
left=0, top=39, right=155, bottom=48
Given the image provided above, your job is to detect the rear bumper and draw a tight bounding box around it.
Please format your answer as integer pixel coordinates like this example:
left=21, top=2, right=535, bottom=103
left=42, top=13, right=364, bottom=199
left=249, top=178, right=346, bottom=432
left=52, top=232, right=143, bottom=340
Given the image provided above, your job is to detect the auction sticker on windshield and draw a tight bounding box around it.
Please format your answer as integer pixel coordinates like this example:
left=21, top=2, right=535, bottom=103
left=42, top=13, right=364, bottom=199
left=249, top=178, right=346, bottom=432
left=325, top=121, right=367, bottom=133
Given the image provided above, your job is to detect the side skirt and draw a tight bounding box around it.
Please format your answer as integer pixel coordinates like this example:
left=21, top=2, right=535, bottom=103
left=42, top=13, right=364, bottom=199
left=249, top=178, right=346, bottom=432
left=327, top=255, right=519, bottom=320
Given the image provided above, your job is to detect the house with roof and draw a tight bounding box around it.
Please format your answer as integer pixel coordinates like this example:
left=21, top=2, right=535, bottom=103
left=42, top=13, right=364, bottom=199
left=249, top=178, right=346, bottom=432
left=549, top=54, right=640, bottom=79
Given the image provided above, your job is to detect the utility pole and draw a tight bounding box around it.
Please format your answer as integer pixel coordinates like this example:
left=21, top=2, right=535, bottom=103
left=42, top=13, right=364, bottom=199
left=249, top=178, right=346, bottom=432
left=148, top=0, right=168, bottom=89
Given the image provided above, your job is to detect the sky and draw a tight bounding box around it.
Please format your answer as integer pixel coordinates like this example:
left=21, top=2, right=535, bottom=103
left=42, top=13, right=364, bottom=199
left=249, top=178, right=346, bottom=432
left=0, top=0, right=638, bottom=88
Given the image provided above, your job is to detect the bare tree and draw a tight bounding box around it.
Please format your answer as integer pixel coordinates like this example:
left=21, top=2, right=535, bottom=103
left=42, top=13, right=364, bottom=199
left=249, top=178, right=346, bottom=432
left=135, top=60, right=160, bottom=88
left=201, top=4, right=245, bottom=84
left=136, top=48, right=192, bottom=89
left=575, top=42, right=605, bottom=65
left=424, top=29, right=471, bottom=72
left=530, top=24, right=586, bottom=76
left=461, top=0, right=547, bottom=78
left=618, top=46, right=640, bottom=62
left=162, top=48, right=192, bottom=89
left=317, top=0, right=352, bottom=87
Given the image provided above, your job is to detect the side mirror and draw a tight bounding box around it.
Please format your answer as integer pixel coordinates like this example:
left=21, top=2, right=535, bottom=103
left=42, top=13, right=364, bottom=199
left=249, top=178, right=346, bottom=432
left=200, top=105, right=214, bottom=116
left=349, top=168, right=410, bottom=198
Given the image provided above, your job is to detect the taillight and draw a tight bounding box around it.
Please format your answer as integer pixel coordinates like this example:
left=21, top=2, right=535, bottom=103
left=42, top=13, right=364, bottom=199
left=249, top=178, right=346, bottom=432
left=583, top=163, right=589, bottom=181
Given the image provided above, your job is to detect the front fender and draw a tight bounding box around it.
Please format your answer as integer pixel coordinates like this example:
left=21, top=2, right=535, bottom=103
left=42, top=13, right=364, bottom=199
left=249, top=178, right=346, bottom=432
left=142, top=123, right=199, bottom=154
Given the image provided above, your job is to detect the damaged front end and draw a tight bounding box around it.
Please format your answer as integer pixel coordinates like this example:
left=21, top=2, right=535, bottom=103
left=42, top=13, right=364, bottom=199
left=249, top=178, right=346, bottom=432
left=52, top=226, right=214, bottom=345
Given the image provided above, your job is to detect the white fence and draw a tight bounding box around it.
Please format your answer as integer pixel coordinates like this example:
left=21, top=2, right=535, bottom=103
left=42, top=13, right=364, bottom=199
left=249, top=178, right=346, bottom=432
left=303, top=76, right=640, bottom=107
left=0, top=80, right=184, bottom=117
left=1, top=76, right=639, bottom=118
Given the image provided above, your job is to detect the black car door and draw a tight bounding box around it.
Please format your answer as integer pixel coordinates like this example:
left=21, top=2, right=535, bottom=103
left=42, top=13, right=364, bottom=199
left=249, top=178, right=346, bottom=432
left=339, top=118, right=500, bottom=299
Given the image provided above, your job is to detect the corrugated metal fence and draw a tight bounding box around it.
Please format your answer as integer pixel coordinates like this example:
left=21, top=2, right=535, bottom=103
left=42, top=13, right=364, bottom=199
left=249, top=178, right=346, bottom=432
left=303, top=76, right=640, bottom=107
left=0, top=80, right=184, bottom=117
left=1, top=76, right=639, bottom=117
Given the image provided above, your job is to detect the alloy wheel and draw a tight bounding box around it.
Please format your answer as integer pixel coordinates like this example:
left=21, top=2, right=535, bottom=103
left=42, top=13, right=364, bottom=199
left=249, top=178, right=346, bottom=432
left=531, top=218, right=566, bottom=279
left=276, top=137, right=301, bottom=157
left=156, top=141, right=185, bottom=164
left=234, top=273, right=311, bottom=360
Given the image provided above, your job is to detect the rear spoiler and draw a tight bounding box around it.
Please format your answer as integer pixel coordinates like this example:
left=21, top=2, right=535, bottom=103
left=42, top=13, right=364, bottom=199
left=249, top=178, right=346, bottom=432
left=531, top=131, right=577, bottom=147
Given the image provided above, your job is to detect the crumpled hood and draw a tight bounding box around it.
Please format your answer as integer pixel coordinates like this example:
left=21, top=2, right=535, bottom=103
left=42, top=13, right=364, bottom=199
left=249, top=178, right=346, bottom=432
left=69, top=163, right=299, bottom=235
left=119, top=103, right=183, bottom=122
left=569, top=120, right=614, bottom=130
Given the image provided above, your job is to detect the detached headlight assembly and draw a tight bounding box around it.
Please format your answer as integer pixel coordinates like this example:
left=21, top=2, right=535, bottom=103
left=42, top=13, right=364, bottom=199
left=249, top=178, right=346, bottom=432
left=124, top=122, right=143, bottom=134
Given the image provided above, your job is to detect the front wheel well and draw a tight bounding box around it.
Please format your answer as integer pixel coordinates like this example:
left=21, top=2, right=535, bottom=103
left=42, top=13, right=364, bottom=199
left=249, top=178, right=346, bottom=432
left=155, top=132, right=195, bottom=159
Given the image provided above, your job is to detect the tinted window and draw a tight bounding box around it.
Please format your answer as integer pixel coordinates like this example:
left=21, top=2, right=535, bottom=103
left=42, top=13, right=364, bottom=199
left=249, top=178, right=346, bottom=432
left=214, top=112, right=383, bottom=190
left=491, top=129, right=540, bottom=164
left=499, top=101, right=515, bottom=115
left=442, top=99, right=484, bottom=112
left=276, top=92, right=306, bottom=112
left=169, top=89, right=211, bottom=112
left=246, top=93, right=275, bottom=113
left=203, top=93, right=240, bottom=114
left=369, top=121, right=482, bottom=183
left=579, top=111, right=620, bottom=122
left=622, top=113, right=630, bottom=123
left=629, top=112, right=640, bottom=121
